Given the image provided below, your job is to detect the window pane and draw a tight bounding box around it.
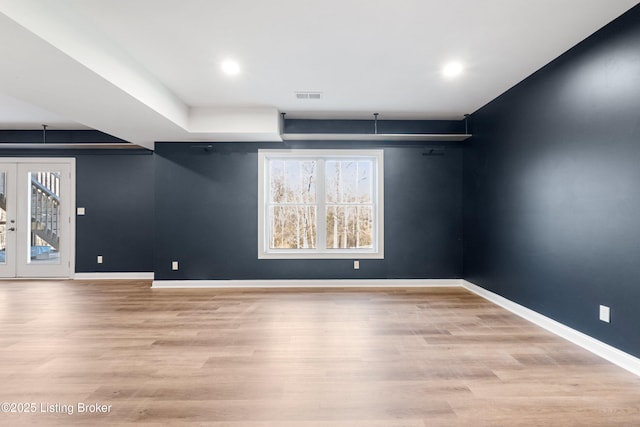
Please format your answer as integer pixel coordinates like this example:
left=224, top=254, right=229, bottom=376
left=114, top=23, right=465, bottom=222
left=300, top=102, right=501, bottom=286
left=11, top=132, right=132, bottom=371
left=269, top=205, right=317, bottom=249
left=272, top=160, right=316, bottom=204
left=326, top=160, right=372, bottom=204
left=284, top=161, right=298, bottom=203
left=269, top=160, right=285, bottom=203
left=340, top=161, right=358, bottom=203
left=325, top=161, right=339, bottom=203
left=300, top=161, right=316, bottom=204
left=326, top=205, right=373, bottom=249
left=326, top=160, right=358, bottom=203
left=357, top=160, right=372, bottom=203
left=286, top=160, right=317, bottom=204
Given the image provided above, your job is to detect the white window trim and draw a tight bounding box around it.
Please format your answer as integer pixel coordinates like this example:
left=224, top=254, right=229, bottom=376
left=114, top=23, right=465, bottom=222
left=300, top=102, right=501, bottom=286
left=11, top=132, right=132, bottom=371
left=258, top=149, right=384, bottom=259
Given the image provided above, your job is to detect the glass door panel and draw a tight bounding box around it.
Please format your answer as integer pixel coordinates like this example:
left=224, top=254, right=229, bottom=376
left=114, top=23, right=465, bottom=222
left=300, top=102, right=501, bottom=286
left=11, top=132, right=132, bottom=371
left=27, top=171, right=61, bottom=266
left=16, top=162, right=71, bottom=278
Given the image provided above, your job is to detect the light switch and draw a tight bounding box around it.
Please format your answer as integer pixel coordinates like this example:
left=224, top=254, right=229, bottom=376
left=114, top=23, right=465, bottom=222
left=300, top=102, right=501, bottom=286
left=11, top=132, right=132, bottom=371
left=77, top=207, right=85, bottom=215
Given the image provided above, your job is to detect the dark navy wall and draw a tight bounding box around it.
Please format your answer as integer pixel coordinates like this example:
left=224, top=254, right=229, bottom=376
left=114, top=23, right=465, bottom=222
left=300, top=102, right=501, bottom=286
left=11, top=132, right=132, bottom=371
left=154, top=142, right=463, bottom=280
left=464, top=6, right=640, bottom=357
left=0, top=149, right=154, bottom=273
left=76, top=152, right=154, bottom=272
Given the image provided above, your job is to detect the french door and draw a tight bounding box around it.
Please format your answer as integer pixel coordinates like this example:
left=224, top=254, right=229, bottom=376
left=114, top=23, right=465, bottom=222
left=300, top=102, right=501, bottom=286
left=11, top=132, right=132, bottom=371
left=0, top=158, right=75, bottom=278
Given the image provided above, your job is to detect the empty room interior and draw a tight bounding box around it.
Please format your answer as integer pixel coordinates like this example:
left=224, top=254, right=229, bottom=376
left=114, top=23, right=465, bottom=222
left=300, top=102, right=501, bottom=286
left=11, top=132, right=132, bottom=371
left=1, top=1, right=640, bottom=425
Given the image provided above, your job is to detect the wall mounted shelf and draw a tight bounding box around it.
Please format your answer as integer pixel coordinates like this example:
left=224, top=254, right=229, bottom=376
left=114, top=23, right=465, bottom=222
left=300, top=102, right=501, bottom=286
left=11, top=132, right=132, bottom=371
left=0, top=143, right=144, bottom=150
left=282, top=117, right=472, bottom=142
left=282, top=133, right=472, bottom=142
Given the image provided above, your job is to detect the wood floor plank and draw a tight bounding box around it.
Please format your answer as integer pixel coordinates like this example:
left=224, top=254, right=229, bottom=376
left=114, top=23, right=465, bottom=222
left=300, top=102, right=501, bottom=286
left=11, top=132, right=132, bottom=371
left=0, top=280, right=639, bottom=426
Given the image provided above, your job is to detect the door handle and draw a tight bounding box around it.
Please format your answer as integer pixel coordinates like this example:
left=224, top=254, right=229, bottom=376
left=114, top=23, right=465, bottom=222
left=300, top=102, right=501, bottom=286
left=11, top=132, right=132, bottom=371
left=8, top=227, right=15, bottom=231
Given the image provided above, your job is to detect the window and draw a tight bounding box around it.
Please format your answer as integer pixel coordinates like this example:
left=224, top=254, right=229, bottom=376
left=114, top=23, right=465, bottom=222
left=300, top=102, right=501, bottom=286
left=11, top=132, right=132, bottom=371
left=258, top=149, right=383, bottom=259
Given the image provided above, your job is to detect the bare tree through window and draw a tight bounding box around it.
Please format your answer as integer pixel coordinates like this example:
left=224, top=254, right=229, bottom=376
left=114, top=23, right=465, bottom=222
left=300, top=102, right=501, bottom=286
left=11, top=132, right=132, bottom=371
left=269, top=160, right=317, bottom=249
left=325, top=160, right=373, bottom=249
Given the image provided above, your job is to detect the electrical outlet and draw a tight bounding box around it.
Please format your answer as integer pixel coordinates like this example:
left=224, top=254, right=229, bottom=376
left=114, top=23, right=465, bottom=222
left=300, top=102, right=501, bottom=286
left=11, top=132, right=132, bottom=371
left=97, top=255, right=103, bottom=264
left=354, top=260, right=360, bottom=270
left=77, top=207, right=85, bottom=215
left=172, top=261, right=179, bottom=271
left=599, top=305, right=610, bottom=323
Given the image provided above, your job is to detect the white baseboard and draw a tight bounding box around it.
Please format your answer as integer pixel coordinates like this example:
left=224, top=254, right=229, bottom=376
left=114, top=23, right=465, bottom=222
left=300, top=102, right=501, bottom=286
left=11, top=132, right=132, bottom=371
left=74, top=272, right=154, bottom=280
left=151, top=278, right=464, bottom=289
left=462, top=280, right=640, bottom=377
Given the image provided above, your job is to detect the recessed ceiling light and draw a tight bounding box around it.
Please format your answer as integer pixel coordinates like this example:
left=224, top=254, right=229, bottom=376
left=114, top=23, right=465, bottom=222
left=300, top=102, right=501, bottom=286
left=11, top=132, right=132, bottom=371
left=221, top=60, right=241, bottom=76
left=442, top=61, right=464, bottom=78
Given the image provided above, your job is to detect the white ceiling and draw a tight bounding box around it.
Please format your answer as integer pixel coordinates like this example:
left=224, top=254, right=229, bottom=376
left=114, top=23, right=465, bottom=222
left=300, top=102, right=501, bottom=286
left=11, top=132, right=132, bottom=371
left=0, top=93, right=89, bottom=130
left=0, top=0, right=637, bottom=149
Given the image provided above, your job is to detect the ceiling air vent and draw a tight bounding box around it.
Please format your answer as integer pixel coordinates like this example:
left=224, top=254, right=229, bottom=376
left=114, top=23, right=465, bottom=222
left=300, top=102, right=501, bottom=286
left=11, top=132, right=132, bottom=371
left=295, top=91, right=322, bottom=100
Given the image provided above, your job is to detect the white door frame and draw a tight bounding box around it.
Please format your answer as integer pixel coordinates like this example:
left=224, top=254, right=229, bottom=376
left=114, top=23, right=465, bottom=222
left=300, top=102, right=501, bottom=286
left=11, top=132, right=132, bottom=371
left=0, top=163, right=17, bottom=278
left=0, top=157, right=75, bottom=279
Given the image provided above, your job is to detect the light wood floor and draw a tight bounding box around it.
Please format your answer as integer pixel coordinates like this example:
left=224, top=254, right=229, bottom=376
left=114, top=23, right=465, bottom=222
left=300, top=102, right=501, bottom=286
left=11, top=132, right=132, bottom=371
left=0, top=281, right=639, bottom=426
